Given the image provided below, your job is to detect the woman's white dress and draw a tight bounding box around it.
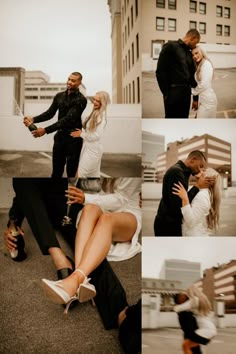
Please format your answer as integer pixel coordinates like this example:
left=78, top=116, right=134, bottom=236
left=77, top=118, right=106, bottom=178
left=181, top=189, right=211, bottom=236
left=192, top=60, right=217, bottom=118
left=76, top=178, right=142, bottom=261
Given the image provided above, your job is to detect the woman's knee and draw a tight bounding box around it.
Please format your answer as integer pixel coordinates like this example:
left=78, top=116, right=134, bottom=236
left=81, top=204, right=102, bottom=218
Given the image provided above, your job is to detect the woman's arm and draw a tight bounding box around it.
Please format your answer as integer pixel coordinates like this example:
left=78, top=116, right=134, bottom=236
left=192, top=60, right=213, bottom=96
left=174, top=297, right=199, bottom=313
left=181, top=191, right=210, bottom=228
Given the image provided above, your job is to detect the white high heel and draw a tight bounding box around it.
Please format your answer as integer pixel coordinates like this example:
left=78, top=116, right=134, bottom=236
left=41, top=279, right=78, bottom=314
left=75, top=268, right=96, bottom=303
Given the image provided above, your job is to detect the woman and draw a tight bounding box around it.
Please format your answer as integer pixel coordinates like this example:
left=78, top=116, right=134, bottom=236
left=172, top=168, right=221, bottom=236
left=191, top=46, right=217, bottom=118
left=70, top=91, right=110, bottom=177
left=41, top=178, right=141, bottom=312
left=174, top=285, right=217, bottom=354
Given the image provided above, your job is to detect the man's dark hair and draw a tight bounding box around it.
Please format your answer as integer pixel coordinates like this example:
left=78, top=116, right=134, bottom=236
left=71, top=71, right=83, bottom=81
left=187, top=150, right=206, bottom=162
left=186, top=29, right=201, bottom=39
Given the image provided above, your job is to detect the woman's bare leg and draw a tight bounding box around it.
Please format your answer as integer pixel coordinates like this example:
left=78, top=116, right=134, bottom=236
left=61, top=212, right=137, bottom=296
left=74, top=204, right=103, bottom=265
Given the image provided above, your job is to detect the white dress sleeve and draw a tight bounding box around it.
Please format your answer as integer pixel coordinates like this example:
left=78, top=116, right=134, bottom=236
left=174, top=297, right=199, bottom=313
left=192, top=60, right=213, bottom=96
left=84, top=190, right=127, bottom=211
left=80, top=119, right=106, bottom=142
left=181, top=189, right=210, bottom=229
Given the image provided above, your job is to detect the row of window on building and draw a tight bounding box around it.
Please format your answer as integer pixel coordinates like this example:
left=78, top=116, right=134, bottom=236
left=122, top=0, right=138, bottom=21
left=156, top=18, right=231, bottom=36
left=25, top=87, right=65, bottom=91
left=123, top=76, right=140, bottom=104
left=123, top=34, right=139, bottom=76
left=157, top=0, right=231, bottom=18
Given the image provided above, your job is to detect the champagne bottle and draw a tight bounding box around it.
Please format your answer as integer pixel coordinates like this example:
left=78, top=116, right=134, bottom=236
left=28, top=122, right=38, bottom=131
left=9, top=225, right=27, bottom=262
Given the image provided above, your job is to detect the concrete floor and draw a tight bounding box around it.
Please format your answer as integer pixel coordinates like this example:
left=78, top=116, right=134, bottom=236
left=0, top=150, right=142, bottom=177
left=142, top=327, right=236, bottom=354
left=142, top=68, right=236, bottom=119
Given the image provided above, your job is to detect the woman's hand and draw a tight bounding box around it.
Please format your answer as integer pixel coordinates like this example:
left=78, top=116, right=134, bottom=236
left=66, top=185, right=85, bottom=204
left=70, top=129, right=82, bottom=138
left=172, top=182, right=189, bottom=205
left=4, top=224, right=24, bottom=251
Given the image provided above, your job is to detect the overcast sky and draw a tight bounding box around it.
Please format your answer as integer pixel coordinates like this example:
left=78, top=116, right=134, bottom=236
left=0, top=0, right=112, bottom=96
left=142, top=237, right=236, bottom=279
left=142, top=119, right=236, bottom=180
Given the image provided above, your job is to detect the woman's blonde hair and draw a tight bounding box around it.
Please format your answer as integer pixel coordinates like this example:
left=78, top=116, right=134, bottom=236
left=204, top=168, right=221, bottom=230
left=193, top=46, right=214, bottom=81
left=186, top=285, right=211, bottom=316
left=83, top=91, right=111, bottom=132
left=101, top=178, right=117, bottom=193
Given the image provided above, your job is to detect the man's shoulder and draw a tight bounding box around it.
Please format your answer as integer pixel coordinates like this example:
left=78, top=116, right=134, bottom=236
left=75, top=90, right=87, bottom=103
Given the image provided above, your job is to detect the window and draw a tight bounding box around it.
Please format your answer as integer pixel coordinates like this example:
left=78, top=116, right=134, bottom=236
left=156, top=17, right=165, bottom=31
left=135, top=0, right=138, bottom=17
left=137, top=76, right=140, bottom=103
left=224, top=7, right=230, bottom=18
left=216, top=6, right=223, bottom=17
left=128, top=49, right=130, bottom=70
left=25, top=96, right=38, bottom=100
left=190, top=1, right=197, bottom=13
left=128, top=17, right=130, bottom=36
left=224, top=25, right=230, bottom=36
left=25, top=87, right=38, bottom=91
left=199, top=22, right=206, bottom=34
left=132, top=80, right=135, bottom=103
left=132, top=42, right=134, bottom=65
left=129, top=83, right=131, bottom=103
left=168, top=18, right=176, bottom=32
left=156, top=0, right=165, bottom=8
left=131, top=6, right=134, bottom=28
left=152, top=40, right=164, bottom=59
left=216, top=24, right=222, bottom=36
left=190, top=21, right=197, bottom=29
left=199, top=2, right=206, bottom=14
left=136, top=33, right=139, bottom=59
left=168, top=0, right=176, bottom=10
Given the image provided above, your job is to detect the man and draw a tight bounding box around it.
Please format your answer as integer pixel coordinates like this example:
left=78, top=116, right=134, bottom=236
left=24, top=72, right=87, bottom=177
left=156, top=29, right=200, bottom=118
left=154, top=150, right=212, bottom=236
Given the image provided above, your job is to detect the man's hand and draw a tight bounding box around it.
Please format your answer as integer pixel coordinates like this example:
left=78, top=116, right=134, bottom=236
left=66, top=185, right=85, bottom=204
left=195, top=177, right=215, bottom=189
left=192, top=101, right=198, bottom=111
left=32, top=128, right=46, bottom=138
left=70, top=128, right=82, bottom=138
left=4, top=223, right=24, bottom=252
left=23, top=116, right=33, bottom=127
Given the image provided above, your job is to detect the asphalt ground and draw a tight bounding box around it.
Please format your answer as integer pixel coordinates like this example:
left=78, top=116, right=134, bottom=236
left=142, top=68, right=236, bottom=119
left=142, top=187, right=236, bottom=237
left=0, top=151, right=142, bottom=178
left=142, top=327, right=236, bottom=354
left=0, top=210, right=141, bottom=354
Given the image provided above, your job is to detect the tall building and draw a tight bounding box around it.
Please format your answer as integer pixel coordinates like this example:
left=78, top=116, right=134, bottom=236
left=108, top=0, right=141, bottom=103
left=142, top=130, right=165, bottom=182
left=195, top=260, right=236, bottom=313
left=142, top=0, right=236, bottom=63
left=161, top=259, right=201, bottom=288
left=156, top=133, right=232, bottom=186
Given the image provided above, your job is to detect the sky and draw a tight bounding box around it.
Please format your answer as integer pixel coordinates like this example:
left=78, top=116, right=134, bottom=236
left=0, top=0, right=112, bottom=96
left=142, top=237, right=236, bottom=279
left=142, top=119, right=236, bottom=180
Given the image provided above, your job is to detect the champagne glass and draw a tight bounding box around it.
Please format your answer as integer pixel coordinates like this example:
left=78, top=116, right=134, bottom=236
left=62, top=177, right=79, bottom=226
